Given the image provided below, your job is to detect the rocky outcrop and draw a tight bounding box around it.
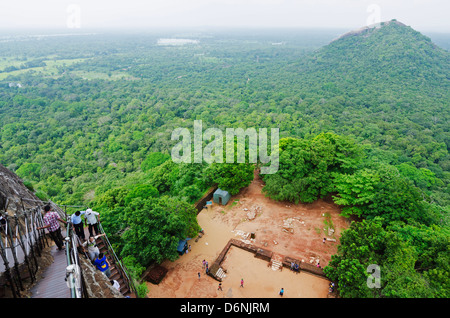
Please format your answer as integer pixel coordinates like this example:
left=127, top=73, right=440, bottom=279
left=331, top=19, right=408, bottom=43
left=1, top=163, right=46, bottom=298
left=79, top=256, right=124, bottom=298
left=0, top=163, right=41, bottom=213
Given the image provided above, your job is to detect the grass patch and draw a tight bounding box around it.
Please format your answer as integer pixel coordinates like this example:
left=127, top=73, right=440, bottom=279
left=226, top=199, right=239, bottom=210
left=322, top=212, right=335, bottom=237
left=0, top=57, right=88, bottom=80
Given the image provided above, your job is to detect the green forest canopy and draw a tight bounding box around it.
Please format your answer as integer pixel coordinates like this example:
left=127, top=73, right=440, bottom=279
left=0, top=21, right=448, bottom=297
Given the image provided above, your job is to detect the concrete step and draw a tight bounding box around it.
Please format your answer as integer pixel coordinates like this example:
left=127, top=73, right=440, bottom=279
left=216, top=267, right=226, bottom=279
left=271, top=259, right=283, bottom=271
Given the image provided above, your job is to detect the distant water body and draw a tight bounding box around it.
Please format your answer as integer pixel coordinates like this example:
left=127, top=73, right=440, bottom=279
left=157, top=38, right=199, bottom=46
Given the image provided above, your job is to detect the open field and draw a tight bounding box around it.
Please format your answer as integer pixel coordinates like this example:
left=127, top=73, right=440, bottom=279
left=0, top=57, right=87, bottom=80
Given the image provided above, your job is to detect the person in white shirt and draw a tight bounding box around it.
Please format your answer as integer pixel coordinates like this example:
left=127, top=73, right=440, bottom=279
left=82, top=233, right=106, bottom=261
left=84, top=208, right=100, bottom=237
left=110, top=279, right=120, bottom=291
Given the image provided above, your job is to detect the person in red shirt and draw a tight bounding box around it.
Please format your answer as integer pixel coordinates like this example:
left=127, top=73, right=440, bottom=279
left=37, top=205, right=67, bottom=250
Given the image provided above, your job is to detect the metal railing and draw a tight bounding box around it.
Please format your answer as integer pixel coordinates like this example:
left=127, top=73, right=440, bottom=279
left=0, top=198, right=49, bottom=298
left=42, top=201, right=87, bottom=298
left=97, top=221, right=138, bottom=296
left=57, top=203, right=137, bottom=297
left=56, top=203, right=138, bottom=297
left=1, top=195, right=137, bottom=298
left=64, top=221, right=89, bottom=298
left=0, top=196, right=89, bottom=298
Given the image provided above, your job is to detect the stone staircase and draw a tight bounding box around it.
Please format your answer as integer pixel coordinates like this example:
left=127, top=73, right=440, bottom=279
left=271, top=254, right=283, bottom=271
left=215, top=267, right=227, bottom=280
left=95, top=237, right=134, bottom=297
left=207, top=263, right=227, bottom=282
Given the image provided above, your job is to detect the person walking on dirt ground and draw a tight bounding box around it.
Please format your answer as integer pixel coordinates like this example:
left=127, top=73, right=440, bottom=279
left=279, top=288, right=284, bottom=297
left=240, top=278, right=244, bottom=288
left=218, top=283, right=223, bottom=291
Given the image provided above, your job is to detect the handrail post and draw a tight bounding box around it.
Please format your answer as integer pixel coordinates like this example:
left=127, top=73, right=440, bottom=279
left=32, top=207, right=43, bottom=256
left=14, top=214, right=35, bottom=284
left=74, top=234, right=89, bottom=298
left=65, top=224, right=77, bottom=298
left=5, top=215, right=23, bottom=291
left=16, top=203, right=36, bottom=280
left=0, top=236, right=17, bottom=298
left=36, top=209, right=49, bottom=248
left=98, top=221, right=138, bottom=296
left=25, top=210, right=39, bottom=278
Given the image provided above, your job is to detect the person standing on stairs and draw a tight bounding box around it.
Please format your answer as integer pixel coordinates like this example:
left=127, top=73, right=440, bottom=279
left=84, top=208, right=100, bottom=237
left=94, top=252, right=112, bottom=278
left=110, top=279, right=121, bottom=291
left=37, top=205, right=67, bottom=250
left=82, top=233, right=106, bottom=261
left=71, top=211, right=86, bottom=241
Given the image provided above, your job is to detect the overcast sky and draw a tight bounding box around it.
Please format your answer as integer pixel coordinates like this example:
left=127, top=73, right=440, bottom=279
left=1, top=0, right=449, bottom=33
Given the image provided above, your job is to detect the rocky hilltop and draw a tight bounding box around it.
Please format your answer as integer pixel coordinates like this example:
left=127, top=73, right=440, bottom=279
left=331, top=19, right=408, bottom=42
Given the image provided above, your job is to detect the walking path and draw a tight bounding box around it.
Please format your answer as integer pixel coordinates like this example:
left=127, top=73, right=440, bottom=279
left=29, top=245, right=70, bottom=298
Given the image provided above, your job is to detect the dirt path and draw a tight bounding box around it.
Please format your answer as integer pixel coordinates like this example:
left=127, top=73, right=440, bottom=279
left=146, top=171, right=349, bottom=298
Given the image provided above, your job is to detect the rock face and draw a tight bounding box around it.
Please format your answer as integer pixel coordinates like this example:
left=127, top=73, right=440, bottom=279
left=79, top=256, right=124, bottom=298
left=0, top=163, right=41, bottom=213
left=332, top=19, right=408, bottom=42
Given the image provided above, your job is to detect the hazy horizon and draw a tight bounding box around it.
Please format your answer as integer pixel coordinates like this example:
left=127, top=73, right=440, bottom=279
left=1, top=0, right=449, bottom=34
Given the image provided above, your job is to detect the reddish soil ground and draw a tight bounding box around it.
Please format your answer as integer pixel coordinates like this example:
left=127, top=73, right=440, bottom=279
left=146, top=170, right=350, bottom=298
left=220, top=170, right=351, bottom=266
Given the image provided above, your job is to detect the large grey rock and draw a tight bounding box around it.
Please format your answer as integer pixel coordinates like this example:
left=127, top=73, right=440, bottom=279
left=0, top=163, right=41, bottom=213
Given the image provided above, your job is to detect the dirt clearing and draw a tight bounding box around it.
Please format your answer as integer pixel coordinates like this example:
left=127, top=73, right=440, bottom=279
left=146, top=171, right=350, bottom=298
